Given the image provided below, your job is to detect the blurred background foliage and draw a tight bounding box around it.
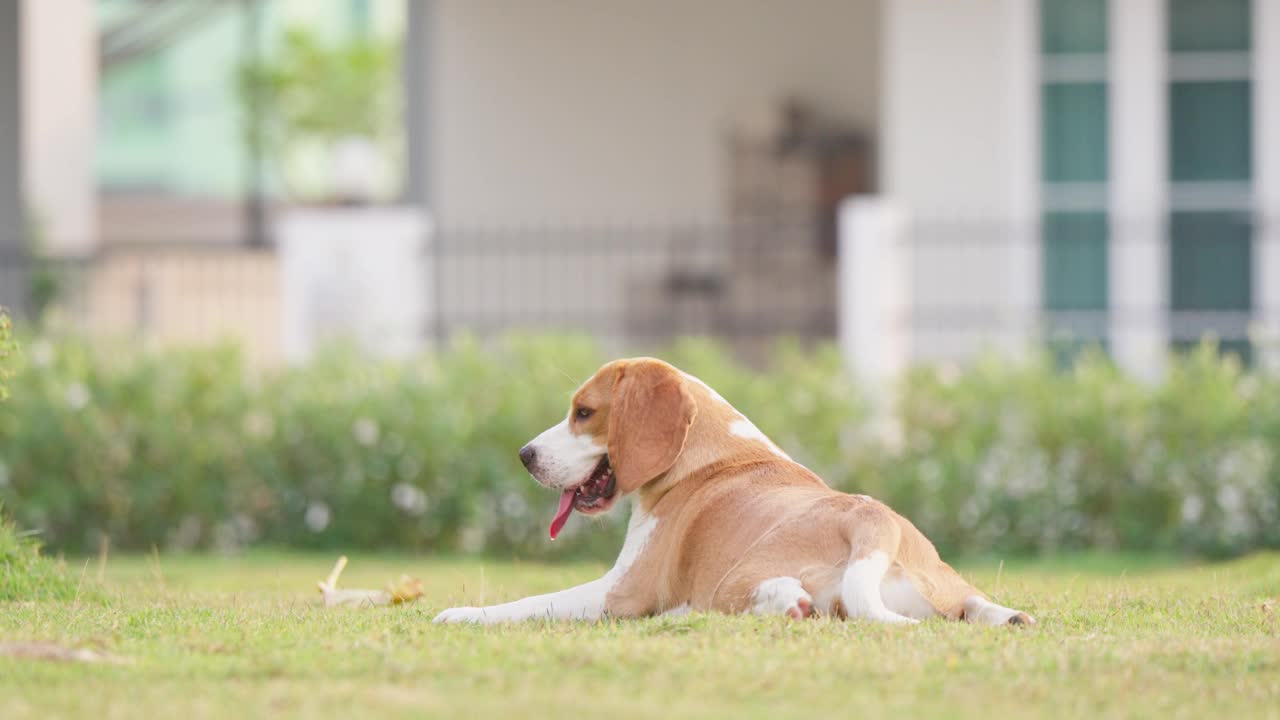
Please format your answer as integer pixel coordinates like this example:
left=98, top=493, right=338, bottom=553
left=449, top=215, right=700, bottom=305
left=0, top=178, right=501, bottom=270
left=0, top=332, right=1275, bottom=561
left=237, top=26, right=401, bottom=202
left=2, top=313, right=79, bottom=601
left=0, top=310, right=14, bottom=400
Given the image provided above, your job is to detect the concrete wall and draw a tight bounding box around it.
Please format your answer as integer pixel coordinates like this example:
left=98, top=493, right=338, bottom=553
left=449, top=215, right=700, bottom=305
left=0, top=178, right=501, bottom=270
left=0, top=2, right=21, bottom=256
left=22, top=0, right=98, bottom=254
left=96, top=0, right=404, bottom=201
left=1257, top=0, right=1280, bottom=370
left=84, top=248, right=282, bottom=367
left=881, top=0, right=1036, bottom=220
left=430, top=0, right=881, bottom=226
left=880, top=0, right=1039, bottom=361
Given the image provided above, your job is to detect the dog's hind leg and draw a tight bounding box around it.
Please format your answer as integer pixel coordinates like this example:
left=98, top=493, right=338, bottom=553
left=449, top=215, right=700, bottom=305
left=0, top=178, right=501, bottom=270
left=962, top=595, right=1036, bottom=626
left=841, top=551, right=919, bottom=624
left=901, top=545, right=1037, bottom=625
left=750, top=576, right=814, bottom=619
left=839, top=507, right=918, bottom=625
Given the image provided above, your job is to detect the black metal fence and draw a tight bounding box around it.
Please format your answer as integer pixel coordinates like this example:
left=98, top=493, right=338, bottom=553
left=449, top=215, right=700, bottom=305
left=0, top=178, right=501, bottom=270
left=0, top=220, right=838, bottom=360
left=902, top=212, right=1272, bottom=362
left=430, top=220, right=835, bottom=351
left=0, top=211, right=1274, bottom=363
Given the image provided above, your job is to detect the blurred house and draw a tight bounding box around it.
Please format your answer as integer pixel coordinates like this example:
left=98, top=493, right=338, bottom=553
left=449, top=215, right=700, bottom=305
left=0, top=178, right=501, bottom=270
left=3, top=0, right=404, bottom=365
left=877, top=0, right=1276, bottom=375
left=2, top=1, right=1278, bottom=375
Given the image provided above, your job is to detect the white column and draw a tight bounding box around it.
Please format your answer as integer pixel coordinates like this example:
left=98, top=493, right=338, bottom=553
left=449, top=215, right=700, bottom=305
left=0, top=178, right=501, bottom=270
left=277, top=207, right=430, bottom=363
left=839, top=196, right=910, bottom=386
left=0, top=1, right=25, bottom=315
left=403, top=0, right=434, bottom=209
left=1255, top=0, right=1280, bottom=371
left=1001, top=0, right=1042, bottom=358
left=0, top=1, right=21, bottom=251
left=1109, top=0, right=1168, bottom=381
left=21, top=0, right=98, bottom=256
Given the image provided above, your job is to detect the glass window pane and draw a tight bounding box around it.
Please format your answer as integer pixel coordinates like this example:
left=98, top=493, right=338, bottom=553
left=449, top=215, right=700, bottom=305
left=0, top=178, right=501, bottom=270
left=1043, top=211, right=1108, bottom=311
left=1169, top=211, right=1252, bottom=311
left=98, top=55, right=176, bottom=191
left=1041, top=0, right=1107, bottom=54
left=1170, top=81, right=1252, bottom=182
left=1043, top=83, right=1108, bottom=183
left=1169, top=0, right=1251, bottom=52
left=350, top=0, right=371, bottom=35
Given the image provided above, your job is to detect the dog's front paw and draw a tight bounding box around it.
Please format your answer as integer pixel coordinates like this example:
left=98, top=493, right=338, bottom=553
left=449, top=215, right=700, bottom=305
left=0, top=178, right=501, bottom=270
left=433, top=606, right=489, bottom=624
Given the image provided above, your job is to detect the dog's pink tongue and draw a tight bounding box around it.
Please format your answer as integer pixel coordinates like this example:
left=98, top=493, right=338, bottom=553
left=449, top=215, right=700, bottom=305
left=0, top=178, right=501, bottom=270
left=549, top=489, right=576, bottom=540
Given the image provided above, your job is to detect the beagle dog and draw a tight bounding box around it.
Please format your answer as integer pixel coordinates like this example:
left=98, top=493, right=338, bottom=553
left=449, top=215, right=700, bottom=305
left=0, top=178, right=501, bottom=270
left=434, top=358, right=1035, bottom=626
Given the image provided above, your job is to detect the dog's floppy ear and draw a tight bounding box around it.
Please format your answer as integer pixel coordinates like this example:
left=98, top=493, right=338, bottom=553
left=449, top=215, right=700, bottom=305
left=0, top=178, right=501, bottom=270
left=607, top=360, right=696, bottom=494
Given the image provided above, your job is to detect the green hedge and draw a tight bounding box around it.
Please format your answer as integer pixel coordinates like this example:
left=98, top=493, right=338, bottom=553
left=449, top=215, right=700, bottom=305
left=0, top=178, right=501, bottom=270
left=0, top=333, right=1276, bottom=560
left=0, top=310, right=14, bottom=400
left=3, top=312, right=79, bottom=601
left=0, top=501, right=78, bottom=602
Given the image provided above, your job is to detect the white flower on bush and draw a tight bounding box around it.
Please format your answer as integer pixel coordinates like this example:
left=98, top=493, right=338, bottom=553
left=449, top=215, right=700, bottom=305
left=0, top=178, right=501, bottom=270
left=214, top=514, right=258, bottom=553
left=391, top=482, right=428, bottom=516
left=352, top=417, right=380, bottom=447
left=305, top=501, right=331, bottom=532
left=1238, top=375, right=1260, bottom=402
left=29, top=339, right=54, bottom=368
left=1181, top=495, right=1204, bottom=523
left=1212, top=439, right=1273, bottom=538
left=1216, top=483, right=1244, bottom=513
left=501, top=492, right=528, bottom=518
left=65, top=382, right=90, bottom=410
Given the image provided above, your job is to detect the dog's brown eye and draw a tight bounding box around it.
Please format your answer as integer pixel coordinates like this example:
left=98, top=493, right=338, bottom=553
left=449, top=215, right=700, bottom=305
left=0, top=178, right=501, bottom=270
left=575, top=407, right=594, bottom=420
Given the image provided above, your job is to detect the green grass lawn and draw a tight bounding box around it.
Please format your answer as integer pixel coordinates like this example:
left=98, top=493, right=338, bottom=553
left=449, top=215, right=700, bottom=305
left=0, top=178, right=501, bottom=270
left=2, top=551, right=1279, bottom=719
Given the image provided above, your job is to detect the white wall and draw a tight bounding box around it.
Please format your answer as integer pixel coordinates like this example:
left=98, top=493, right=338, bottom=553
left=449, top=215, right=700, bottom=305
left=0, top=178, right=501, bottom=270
left=1109, top=0, right=1167, bottom=380
left=1256, top=0, right=1280, bottom=370
left=882, top=0, right=1036, bottom=219
left=430, top=0, right=880, bottom=226
left=880, top=0, right=1039, bottom=361
left=0, top=2, right=22, bottom=268
left=22, top=0, right=98, bottom=254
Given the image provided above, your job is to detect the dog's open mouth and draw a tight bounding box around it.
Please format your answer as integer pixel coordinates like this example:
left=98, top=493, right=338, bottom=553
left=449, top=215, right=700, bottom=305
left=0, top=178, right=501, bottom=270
left=548, top=456, right=617, bottom=540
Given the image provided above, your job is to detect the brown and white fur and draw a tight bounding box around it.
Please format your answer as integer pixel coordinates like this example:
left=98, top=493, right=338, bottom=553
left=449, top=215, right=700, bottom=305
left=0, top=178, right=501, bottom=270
left=434, top=358, right=1035, bottom=626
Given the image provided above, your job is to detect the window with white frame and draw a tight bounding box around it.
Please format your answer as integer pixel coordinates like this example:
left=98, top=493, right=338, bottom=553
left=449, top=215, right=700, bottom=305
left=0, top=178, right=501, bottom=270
left=1040, top=0, right=1110, bottom=358
left=1166, top=0, right=1254, bottom=362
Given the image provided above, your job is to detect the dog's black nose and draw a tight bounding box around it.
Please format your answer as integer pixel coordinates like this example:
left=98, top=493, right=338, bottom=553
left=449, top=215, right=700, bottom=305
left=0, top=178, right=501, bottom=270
left=519, top=444, right=537, bottom=469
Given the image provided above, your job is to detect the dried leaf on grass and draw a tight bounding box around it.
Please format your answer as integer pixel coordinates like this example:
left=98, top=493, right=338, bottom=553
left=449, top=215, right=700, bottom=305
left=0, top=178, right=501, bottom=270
left=316, top=556, right=424, bottom=608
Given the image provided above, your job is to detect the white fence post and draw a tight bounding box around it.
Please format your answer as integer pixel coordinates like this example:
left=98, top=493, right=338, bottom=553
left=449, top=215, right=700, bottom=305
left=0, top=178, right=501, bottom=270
left=1109, top=0, right=1168, bottom=382
left=1256, top=0, right=1280, bottom=372
left=838, top=196, right=910, bottom=387
left=278, top=207, right=431, bottom=363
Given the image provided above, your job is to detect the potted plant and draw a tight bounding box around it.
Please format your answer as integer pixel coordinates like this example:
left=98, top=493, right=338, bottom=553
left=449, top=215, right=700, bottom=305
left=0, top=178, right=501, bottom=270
left=240, top=28, right=430, bottom=361
left=239, top=27, right=401, bottom=204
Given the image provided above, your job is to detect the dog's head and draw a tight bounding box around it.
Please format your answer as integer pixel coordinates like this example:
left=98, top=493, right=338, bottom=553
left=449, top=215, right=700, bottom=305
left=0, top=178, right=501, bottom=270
left=519, top=358, right=696, bottom=539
